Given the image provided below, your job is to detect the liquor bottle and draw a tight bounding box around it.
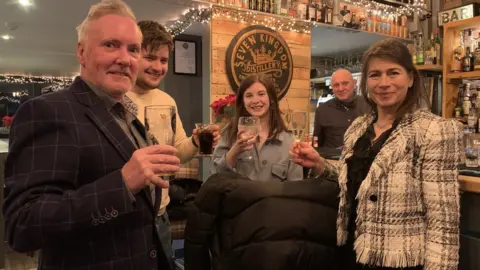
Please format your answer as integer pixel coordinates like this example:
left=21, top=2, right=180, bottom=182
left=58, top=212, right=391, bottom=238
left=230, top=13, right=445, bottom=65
left=412, top=34, right=417, bottom=64
left=248, top=0, right=257, bottom=10
left=452, top=30, right=465, bottom=72
left=434, top=28, right=442, bottom=64
left=426, top=33, right=435, bottom=65
left=258, top=0, right=264, bottom=12
left=296, top=0, right=307, bottom=20
left=316, top=0, right=323, bottom=23
left=416, top=32, right=425, bottom=65
left=455, top=84, right=464, bottom=118
left=280, top=0, right=289, bottom=16
left=324, top=4, right=333, bottom=24
left=468, top=106, right=477, bottom=131
left=307, top=0, right=317, bottom=21
left=474, top=42, right=480, bottom=70
left=464, top=83, right=472, bottom=118
left=463, top=47, right=472, bottom=72
left=340, top=5, right=351, bottom=28
left=470, top=45, right=475, bottom=71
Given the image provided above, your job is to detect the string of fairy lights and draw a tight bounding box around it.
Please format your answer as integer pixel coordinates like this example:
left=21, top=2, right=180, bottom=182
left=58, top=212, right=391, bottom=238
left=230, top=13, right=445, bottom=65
left=166, top=1, right=427, bottom=36
left=0, top=75, right=73, bottom=84
left=2, top=2, right=425, bottom=82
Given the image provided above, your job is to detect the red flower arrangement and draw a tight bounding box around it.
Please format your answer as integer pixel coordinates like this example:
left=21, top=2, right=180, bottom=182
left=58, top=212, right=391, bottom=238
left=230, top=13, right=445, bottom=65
left=210, top=94, right=236, bottom=124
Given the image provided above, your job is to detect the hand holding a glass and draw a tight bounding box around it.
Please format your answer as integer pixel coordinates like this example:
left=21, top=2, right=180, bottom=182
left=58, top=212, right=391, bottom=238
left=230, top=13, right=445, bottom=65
left=121, top=145, right=180, bottom=194
left=236, top=117, right=259, bottom=160
left=289, top=141, right=325, bottom=175
left=193, top=123, right=222, bottom=156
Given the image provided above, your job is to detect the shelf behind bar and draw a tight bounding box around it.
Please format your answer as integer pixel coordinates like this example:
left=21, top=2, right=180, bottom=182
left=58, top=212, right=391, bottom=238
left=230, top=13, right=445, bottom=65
left=416, top=64, right=443, bottom=72
left=192, top=0, right=412, bottom=43
left=447, top=70, right=480, bottom=80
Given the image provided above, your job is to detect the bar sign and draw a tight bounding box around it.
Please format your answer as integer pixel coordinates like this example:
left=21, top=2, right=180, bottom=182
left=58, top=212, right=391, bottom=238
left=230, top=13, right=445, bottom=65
left=438, top=3, right=480, bottom=26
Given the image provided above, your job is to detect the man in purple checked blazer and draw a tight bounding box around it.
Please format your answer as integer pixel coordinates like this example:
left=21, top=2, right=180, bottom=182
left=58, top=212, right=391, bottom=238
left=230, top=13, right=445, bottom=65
left=2, top=0, right=179, bottom=269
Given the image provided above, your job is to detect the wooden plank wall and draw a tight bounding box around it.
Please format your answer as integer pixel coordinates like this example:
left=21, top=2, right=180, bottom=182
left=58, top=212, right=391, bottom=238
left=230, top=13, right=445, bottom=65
left=210, top=8, right=312, bottom=132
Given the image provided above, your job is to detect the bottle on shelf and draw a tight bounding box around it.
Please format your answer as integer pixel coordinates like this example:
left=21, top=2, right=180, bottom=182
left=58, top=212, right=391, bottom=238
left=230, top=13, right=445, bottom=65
left=307, top=0, right=317, bottom=21
left=324, top=3, right=332, bottom=24
left=412, top=34, right=417, bottom=64
left=455, top=84, right=464, bottom=119
left=340, top=5, right=351, bottom=28
left=315, top=0, right=323, bottom=23
left=464, top=83, right=472, bottom=118
left=430, top=33, right=437, bottom=65
left=434, top=28, right=442, bottom=65
left=468, top=106, right=477, bottom=131
left=463, top=47, right=472, bottom=72
left=416, top=32, right=425, bottom=65
left=248, top=0, right=257, bottom=10
left=474, top=42, right=480, bottom=71
left=451, top=30, right=465, bottom=72
left=280, top=0, right=289, bottom=16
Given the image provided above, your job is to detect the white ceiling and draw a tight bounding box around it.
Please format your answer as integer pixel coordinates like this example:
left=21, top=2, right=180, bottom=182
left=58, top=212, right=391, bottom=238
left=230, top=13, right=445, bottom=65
left=0, top=0, right=405, bottom=76
left=0, top=0, right=204, bottom=76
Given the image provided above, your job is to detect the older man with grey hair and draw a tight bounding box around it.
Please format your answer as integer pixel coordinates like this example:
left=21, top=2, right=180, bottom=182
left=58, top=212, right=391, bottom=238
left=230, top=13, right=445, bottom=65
left=313, top=69, right=369, bottom=150
left=2, top=0, right=178, bottom=269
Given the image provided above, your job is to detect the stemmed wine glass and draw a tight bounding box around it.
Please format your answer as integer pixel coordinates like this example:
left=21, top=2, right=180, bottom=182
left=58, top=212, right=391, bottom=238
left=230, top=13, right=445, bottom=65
left=238, top=116, right=260, bottom=161
left=290, top=111, right=308, bottom=143
left=144, top=105, right=176, bottom=181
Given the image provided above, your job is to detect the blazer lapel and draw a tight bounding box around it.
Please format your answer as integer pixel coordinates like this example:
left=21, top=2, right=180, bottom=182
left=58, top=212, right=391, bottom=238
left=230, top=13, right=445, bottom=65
left=356, top=112, right=418, bottom=199
left=71, top=77, right=158, bottom=212
left=71, top=78, right=136, bottom=162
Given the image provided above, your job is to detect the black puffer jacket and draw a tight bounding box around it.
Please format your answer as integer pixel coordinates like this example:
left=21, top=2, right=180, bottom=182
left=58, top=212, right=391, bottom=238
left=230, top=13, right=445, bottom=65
left=184, top=172, right=340, bottom=270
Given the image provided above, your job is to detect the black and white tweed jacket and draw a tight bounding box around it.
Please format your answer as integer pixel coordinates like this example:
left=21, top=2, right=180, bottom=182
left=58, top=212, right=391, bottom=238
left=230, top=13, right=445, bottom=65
left=325, top=109, right=463, bottom=270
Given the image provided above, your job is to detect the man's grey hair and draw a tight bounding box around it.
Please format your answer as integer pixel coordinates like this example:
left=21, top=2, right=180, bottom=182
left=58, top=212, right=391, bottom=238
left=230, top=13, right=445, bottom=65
left=76, top=0, right=137, bottom=42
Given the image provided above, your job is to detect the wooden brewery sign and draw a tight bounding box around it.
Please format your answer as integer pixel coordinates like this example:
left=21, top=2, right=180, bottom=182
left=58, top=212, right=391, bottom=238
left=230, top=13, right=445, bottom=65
left=225, top=25, right=293, bottom=100
left=439, top=3, right=480, bottom=26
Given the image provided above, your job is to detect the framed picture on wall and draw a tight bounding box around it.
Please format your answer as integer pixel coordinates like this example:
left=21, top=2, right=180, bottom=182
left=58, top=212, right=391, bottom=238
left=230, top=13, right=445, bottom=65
left=173, top=39, right=197, bottom=75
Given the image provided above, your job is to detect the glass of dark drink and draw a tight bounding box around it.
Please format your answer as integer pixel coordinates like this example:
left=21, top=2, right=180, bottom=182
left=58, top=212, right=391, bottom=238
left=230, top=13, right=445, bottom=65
left=195, top=123, right=214, bottom=156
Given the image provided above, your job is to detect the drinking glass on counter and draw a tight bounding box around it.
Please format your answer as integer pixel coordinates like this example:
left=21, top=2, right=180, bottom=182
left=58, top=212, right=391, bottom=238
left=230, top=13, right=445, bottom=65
left=145, top=105, right=176, bottom=180
left=238, top=116, right=260, bottom=161
left=465, top=132, right=480, bottom=168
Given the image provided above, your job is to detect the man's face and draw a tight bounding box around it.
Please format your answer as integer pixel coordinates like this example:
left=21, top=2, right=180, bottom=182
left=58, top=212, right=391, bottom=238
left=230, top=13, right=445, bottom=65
left=77, top=14, right=142, bottom=100
left=331, top=70, right=356, bottom=102
left=136, top=45, right=170, bottom=90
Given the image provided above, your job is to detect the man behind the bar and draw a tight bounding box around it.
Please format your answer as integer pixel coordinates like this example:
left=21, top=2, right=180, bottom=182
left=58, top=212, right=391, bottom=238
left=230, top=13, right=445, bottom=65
left=3, top=1, right=179, bottom=269
left=126, top=20, right=220, bottom=264
left=313, top=69, right=369, bottom=149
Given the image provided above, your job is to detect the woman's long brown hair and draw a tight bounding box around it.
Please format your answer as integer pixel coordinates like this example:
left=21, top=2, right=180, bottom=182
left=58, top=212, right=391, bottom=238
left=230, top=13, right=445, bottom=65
left=225, top=74, right=287, bottom=146
left=359, top=38, right=428, bottom=119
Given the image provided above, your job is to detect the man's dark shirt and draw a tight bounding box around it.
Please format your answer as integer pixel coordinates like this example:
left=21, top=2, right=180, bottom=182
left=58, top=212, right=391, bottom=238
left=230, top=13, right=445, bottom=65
left=313, top=95, right=369, bottom=149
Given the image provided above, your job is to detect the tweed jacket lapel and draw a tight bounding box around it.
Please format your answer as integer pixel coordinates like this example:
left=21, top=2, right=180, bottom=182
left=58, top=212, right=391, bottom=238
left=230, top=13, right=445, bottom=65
left=337, top=110, right=427, bottom=244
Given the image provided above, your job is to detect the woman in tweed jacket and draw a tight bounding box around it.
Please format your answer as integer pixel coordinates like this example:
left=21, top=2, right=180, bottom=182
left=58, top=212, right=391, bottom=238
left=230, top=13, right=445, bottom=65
left=291, top=39, right=463, bottom=270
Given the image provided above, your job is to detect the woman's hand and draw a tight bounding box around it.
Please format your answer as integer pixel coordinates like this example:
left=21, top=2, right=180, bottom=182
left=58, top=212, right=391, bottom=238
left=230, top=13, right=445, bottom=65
left=289, top=141, right=326, bottom=175
left=231, top=129, right=256, bottom=154
left=225, top=130, right=256, bottom=168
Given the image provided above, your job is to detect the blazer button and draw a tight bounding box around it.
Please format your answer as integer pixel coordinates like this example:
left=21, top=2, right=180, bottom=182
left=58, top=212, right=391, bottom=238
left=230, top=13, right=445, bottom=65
left=262, top=160, right=267, bottom=165
left=369, top=194, right=378, bottom=202
left=149, top=249, right=157, bottom=259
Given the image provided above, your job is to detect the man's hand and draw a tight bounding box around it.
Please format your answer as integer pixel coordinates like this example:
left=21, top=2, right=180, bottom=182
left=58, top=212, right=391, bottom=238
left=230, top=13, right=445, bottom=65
left=121, top=145, right=180, bottom=194
left=192, top=124, right=222, bottom=147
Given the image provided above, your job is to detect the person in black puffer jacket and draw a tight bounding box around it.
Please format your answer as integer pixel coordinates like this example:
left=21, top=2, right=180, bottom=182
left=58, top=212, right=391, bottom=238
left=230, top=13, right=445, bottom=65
left=184, top=172, right=340, bottom=270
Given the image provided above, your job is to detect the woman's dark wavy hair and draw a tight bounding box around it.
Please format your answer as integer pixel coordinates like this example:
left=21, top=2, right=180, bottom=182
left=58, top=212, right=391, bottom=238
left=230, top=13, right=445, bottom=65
left=360, top=38, right=428, bottom=119
left=225, top=73, right=287, bottom=146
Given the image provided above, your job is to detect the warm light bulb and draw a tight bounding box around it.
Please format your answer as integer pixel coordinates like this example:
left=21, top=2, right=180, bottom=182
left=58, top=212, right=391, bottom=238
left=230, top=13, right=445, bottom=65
left=18, top=0, right=34, bottom=7
left=1, top=35, right=13, bottom=40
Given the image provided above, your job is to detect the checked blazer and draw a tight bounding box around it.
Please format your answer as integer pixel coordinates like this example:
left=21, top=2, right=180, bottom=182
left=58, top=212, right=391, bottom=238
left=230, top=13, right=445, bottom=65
left=3, top=77, right=171, bottom=270
left=326, top=109, right=463, bottom=270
